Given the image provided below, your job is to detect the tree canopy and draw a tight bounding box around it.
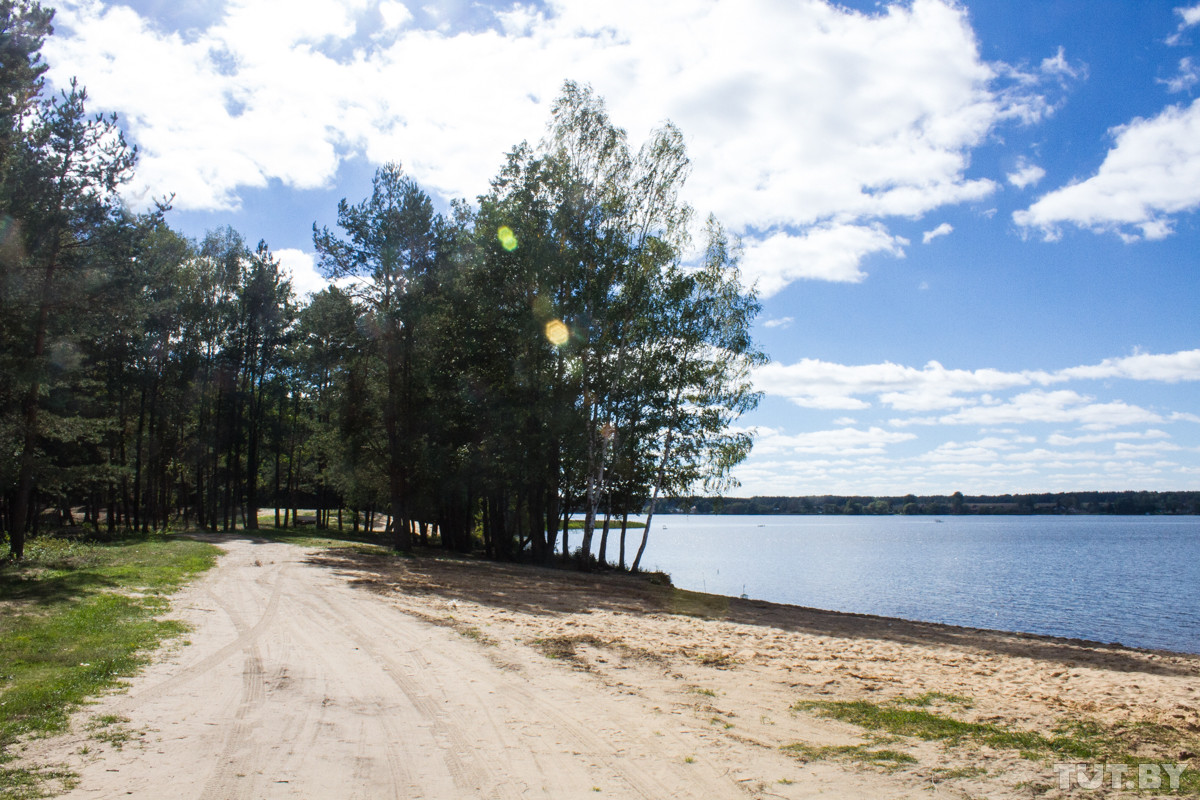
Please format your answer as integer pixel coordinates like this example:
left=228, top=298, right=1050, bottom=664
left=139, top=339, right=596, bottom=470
left=0, top=12, right=764, bottom=568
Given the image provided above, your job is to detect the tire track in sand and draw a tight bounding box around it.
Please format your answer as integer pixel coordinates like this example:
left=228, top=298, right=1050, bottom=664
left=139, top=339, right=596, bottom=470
left=303, top=579, right=741, bottom=799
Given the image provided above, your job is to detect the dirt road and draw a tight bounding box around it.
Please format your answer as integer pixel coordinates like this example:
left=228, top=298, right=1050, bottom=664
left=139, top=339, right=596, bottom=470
left=35, top=538, right=719, bottom=798
left=33, top=537, right=885, bottom=799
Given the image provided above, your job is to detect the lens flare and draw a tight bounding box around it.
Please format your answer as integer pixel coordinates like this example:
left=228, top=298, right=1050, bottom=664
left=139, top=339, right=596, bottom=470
left=497, top=225, right=518, bottom=251
left=544, top=319, right=569, bottom=346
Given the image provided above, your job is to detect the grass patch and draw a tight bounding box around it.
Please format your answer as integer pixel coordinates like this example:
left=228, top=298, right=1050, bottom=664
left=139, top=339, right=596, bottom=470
left=454, top=624, right=496, bottom=646
left=86, top=715, right=134, bottom=750
left=532, top=634, right=608, bottom=662
left=782, top=741, right=918, bottom=770
left=565, top=520, right=646, bottom=529
left=932, top=765, right=988, bottom=780
left=794, top=698, right=1099, bottom=759
left=258, top=527, right=389, bottom=551
left=895, top=691, right=974, bottom=709
left=0, top=533, right=219, bottom=797
left=694, top=651, right=740, bottom=669
left=794, top=694, right=1200, bottom=791
left=648, top=586, right=729, bottom=619
left=0, top=759, right=77, bottom=800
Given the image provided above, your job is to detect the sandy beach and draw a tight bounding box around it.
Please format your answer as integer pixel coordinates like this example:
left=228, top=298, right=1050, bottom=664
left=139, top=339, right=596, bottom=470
left=24, top=536, right=1200, bottom=799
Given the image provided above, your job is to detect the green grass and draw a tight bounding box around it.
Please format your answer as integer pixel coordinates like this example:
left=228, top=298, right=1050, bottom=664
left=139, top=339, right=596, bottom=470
left=794, top=698, right=1100, bottom=758
left=86, top=715, right=134, bottom=750
left=0, top=533, right=219, bottom=799
left=894, top=691, right=974, bottom=709
left=256, top=525, right=390, bottom=551
left=794, top=696, right=1200, bottom=793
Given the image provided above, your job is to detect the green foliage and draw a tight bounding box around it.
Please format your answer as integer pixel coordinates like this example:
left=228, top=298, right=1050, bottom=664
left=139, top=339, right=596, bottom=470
left=1, top=9, right=761, bottom=578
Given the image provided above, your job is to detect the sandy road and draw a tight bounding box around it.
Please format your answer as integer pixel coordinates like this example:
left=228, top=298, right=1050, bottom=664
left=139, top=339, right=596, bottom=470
left=33, top=533, right=1139, bottom=799
left=44, top=537, right=760, bottom=799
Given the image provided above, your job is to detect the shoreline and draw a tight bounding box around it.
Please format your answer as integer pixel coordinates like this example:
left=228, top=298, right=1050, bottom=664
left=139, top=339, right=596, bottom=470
left=438, top=545, right=1200, bottom=658
left=338, top=545, right=1200, bottom=797
left=27, top=537, right=1199, bottom=799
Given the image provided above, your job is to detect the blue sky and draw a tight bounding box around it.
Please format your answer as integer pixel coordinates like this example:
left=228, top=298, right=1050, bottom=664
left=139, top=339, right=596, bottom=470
left=41, top=0, right=1200, bottom=496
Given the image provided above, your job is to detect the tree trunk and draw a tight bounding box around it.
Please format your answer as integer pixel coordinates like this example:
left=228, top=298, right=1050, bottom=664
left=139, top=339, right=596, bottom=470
left=9, top=247, right=59, bottom=559
left=618, top=510, right=630, bottom=570
left=597, top=508, right=611, bottom=567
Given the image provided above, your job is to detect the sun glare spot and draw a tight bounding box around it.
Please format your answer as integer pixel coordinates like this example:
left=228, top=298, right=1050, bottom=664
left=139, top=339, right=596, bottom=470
left=545, top=319, right=569, bottom=346
left=498, top=225, right=518, bottom=251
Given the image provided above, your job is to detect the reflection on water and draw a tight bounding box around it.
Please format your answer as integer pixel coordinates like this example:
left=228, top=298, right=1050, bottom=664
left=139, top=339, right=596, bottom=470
left=611, top=515, right=1200, bottom=654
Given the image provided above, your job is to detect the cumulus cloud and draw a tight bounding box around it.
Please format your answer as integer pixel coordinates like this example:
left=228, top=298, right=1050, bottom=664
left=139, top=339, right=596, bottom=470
left=1167, top=3, right=1200, bottom=45
left=741, top=225, right=908, bottom=294
left=921, top=222, right=953, bottom=244
left=752, top=426, right=916, bottom=456
left=1160, top=57, right=1200, bottom=92
left=897, top=390, right=1164, bottom=431
left=1007, top=159, right=1046, bottom=189
left=761, top=316, right=794, bottom=329
left=1014, top=99, right=1200, bottom=241
left=1056, top=349, right=1200, bottom=382
left=1046, top=429, right=1170, bottom=446
left=44, top=0, right=1062, bottom=294
left=275, top=248, right=329, bottom=298
left=753, top=357, right=1042, bottom=412
left=754, top=349, right=1200, bottom=434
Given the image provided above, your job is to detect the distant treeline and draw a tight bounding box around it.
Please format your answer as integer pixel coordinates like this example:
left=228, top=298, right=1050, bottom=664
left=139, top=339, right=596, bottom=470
left=665, top=491, right=1200, bottom=516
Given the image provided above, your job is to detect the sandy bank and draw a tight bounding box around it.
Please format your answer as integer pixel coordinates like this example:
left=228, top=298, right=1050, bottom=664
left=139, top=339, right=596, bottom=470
left=337, top=548, right=1200, bottom=797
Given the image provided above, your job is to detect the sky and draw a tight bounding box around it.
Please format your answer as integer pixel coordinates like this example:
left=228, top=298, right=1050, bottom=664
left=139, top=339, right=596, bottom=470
left=39, top=0, right=1200, bottom=497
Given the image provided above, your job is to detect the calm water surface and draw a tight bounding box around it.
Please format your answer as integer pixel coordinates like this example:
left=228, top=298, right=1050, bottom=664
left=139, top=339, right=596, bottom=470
left=607, top=515, right=1200, bottom=654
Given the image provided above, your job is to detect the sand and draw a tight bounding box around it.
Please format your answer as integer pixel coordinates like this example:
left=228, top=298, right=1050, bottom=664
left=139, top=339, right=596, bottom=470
left=22, top=536, right=1200, bottom=799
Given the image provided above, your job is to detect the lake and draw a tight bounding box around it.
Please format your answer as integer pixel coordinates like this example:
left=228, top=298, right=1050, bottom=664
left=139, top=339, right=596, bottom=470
left=587, top=514, right=1200, bottom=654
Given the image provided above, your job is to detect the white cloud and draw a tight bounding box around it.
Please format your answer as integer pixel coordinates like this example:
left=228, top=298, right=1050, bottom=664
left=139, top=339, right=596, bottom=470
left=741, top=225, right=907, bottom=294
left=1046, top=429, right=1170, bottom=446
left=755, top=349, right=1200, bottom=465
left=1160, top=57, right=1200, bottom=93
left=753, top=357, right=1040, bottom=412
left=1056, top=349, right=1200, bottom=382
left=921, top=222, right=953, bottom=244
left=762, top=316, right=794, bottom=329
left=379, top=0, right=412, bottom=30
left=1007, top=159, right=1046, bottom=189
left=1168, top=4, right=1200, bottom=45
left=275, top=248, right=329, bottom=298
left=1039, top=46, right=1081, bottom=80
left=753, top=426, right=916, bottom=456
left=44, top=0, right=1061, bottom=294
left=1113, top=441, right=1182, bottom=456
left=898, top=390, right=1164, bottom=431
left=1014, top=99, right=1200, bottom=241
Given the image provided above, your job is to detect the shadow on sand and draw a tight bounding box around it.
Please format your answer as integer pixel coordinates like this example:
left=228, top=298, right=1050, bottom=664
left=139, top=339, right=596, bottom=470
left=295, top=544, right=1200, bottom=680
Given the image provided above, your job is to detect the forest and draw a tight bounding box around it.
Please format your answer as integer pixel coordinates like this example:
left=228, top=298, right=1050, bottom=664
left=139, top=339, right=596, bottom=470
left=0, top=2, right=765, bottom=568
left=674, top=491, right=1200, bottom=516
